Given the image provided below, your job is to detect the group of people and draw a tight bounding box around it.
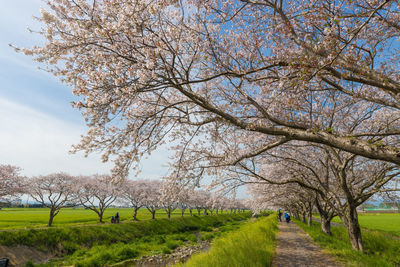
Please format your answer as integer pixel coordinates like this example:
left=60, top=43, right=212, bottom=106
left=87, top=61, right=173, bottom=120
left=277, top=209, right=290, bottom=223
left=110, top=212, right=120, bottom=224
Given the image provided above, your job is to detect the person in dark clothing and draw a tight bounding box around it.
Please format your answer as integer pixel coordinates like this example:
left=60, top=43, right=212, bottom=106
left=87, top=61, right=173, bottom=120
left=278, top=209, right=282, bottom=222
left=115, top=212, right=120, bottom=223
left=111, top=216, right=115, bottom=223
left=284, top=212, right=291, bottom=223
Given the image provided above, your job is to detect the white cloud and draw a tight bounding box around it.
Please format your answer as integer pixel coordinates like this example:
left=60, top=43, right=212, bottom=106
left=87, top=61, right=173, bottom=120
left=0, top=97, right=113, bottom=176
left=0, top=97, right=173, bottom=180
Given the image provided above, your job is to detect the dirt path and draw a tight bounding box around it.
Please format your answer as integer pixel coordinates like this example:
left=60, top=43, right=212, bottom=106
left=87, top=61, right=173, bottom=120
left=273, top=222, right=342, bottom=267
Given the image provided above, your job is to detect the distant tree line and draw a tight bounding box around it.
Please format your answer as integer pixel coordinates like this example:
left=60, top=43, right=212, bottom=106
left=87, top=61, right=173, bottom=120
left=0, top=164, right=247, bottom=226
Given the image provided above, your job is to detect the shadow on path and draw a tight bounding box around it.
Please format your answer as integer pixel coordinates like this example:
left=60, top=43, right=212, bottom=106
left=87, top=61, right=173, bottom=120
left=273, top=221, right=342, bottom=267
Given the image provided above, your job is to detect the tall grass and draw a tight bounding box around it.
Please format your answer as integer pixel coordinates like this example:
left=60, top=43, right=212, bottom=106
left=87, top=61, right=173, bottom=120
left=295, top=220, right=400, bottom=267
left=178, top=215, right=278, bottom=267
left=31, top=214, right=250, bottom=267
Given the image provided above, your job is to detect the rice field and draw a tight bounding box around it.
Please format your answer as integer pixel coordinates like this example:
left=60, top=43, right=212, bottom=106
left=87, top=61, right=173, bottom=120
left=0, top=207, right=212, bottom=230
left=330, top=213, right=400, bottom=236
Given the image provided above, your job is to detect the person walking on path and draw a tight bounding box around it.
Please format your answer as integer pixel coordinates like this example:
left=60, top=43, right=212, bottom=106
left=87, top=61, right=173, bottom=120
left=115, top=212, right=120, bottom=223
left=278, top=209, right=283, bottom=222
left=284, top=212, right=291, bottom=223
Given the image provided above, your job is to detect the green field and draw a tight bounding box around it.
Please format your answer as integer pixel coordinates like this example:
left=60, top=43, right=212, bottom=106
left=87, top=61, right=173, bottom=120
left=0, top=208, right=215, bottom=230
left=326, top=213, right=400, bottom=236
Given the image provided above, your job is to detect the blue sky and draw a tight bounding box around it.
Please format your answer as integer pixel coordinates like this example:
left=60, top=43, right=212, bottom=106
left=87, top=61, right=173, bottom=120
left=0, top=0, right=172, bottom=179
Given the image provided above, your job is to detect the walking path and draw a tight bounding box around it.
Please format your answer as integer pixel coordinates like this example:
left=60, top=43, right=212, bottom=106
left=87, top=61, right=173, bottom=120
left=273, top=221, right=342, bottom=267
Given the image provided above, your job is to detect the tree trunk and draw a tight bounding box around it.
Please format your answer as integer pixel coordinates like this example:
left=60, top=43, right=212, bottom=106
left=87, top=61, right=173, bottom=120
left=216, top=209, right=219, bottom=215
left=302, top=211, right=306, bottom=223
left=181, top=209, right=185, bottom=217
left=197, top=209, right=201, bottom=216
left=315, top=198, right=333, bottom=235
left=307, top=210, right=312, bottom=226
left=340, top=209, right=364, bottom=251
left=133, top=208, right=138, bottom=221
left=48, top=209, right=55, bottom=227
left=99, top=211, right=104, bottom=223
left=321, top=216, right=332, bottom=235
left=152, top=210, right=156, bottom=220
left=167, top=210, right=171, bottom=219
left=221, top=209, right=223, bottom=214
left=189, top=209, right=193, bottom=216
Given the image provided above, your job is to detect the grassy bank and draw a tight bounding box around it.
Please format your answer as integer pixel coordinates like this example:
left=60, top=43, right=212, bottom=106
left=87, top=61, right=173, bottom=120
left=177, top=214, right=278, bottom=267
left=0, top=208, right=227, bottom=230
left=295, top=220, right=400, bottom=267
left=1, top=213, right=250, bottom=266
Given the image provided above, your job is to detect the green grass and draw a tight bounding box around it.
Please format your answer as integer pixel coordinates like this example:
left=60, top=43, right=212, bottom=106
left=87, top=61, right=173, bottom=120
left=295, top=219, right=400, bottom=267
left=0, top=208, right=219, bottom=230
left=329, top=213, right=400, bottom=236
left=177, top=215, right=278, bottom=267
left=0, top=213, right=250, bottom=266
left=314, top=213, right=400, bottom=236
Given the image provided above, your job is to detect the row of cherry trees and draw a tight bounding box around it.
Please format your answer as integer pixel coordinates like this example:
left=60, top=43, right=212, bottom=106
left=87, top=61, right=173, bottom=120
left=246, top=143, right=400, bottom=250
left=0, top=165, right=246, bottom=226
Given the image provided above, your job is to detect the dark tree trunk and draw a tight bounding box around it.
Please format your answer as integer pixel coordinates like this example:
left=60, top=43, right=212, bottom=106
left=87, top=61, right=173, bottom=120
left=340, top=208, right=364, bottom=251
left=315, top=197, right=333, bottom=235
left=321, top=216, right=332, bottom=235
left=167, top=210, right=171, bottom=219
left=133, top=208, right=138, bottom=221
left=189, top=209, right=193, bottom=216
left=302, top=211, right=306, bottom=223
left=197, top=209, right=201, bottom=216
left=152, top=210, right=156, bottom=220
left=181, top=209, right=185, bottom=217
left=48, top=209, right=56, bottom=227
left=307, top=203, right=313, bottom=226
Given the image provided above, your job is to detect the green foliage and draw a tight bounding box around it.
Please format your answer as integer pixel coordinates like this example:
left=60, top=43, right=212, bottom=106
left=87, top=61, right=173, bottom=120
left=178, top=215, right=278, bottom=267
left=296, top=220, right=400, bottom=267
left=24, top=261, right=35, bottom=267
left=0, top=213, right=250, bottom=251
left=11, top=213, right=250, bottom=266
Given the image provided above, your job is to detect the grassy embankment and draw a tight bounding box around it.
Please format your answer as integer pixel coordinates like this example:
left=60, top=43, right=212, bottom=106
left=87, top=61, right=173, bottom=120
left=296, top=218, right=400, bottom=267
left=177, top=214, right=278, bottom=267
left=0, top=213, right=250, bottom=266
left=0, top=208, right=215, bottom=230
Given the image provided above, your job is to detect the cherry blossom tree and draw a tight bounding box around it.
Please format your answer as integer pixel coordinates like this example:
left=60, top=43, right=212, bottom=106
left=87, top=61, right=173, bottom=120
left=18, top=0, right=400, bottom=183
left=160, top=181, right=179, bottom=219
left=142, top=180, right=162, bottom=219
left=29, top=173, right=76, bottom=226
left=75, top=174, right=119, bottom=223
left=119, top=179, right=148, bottom=220
left=0, top=164, right=26, bottom=202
